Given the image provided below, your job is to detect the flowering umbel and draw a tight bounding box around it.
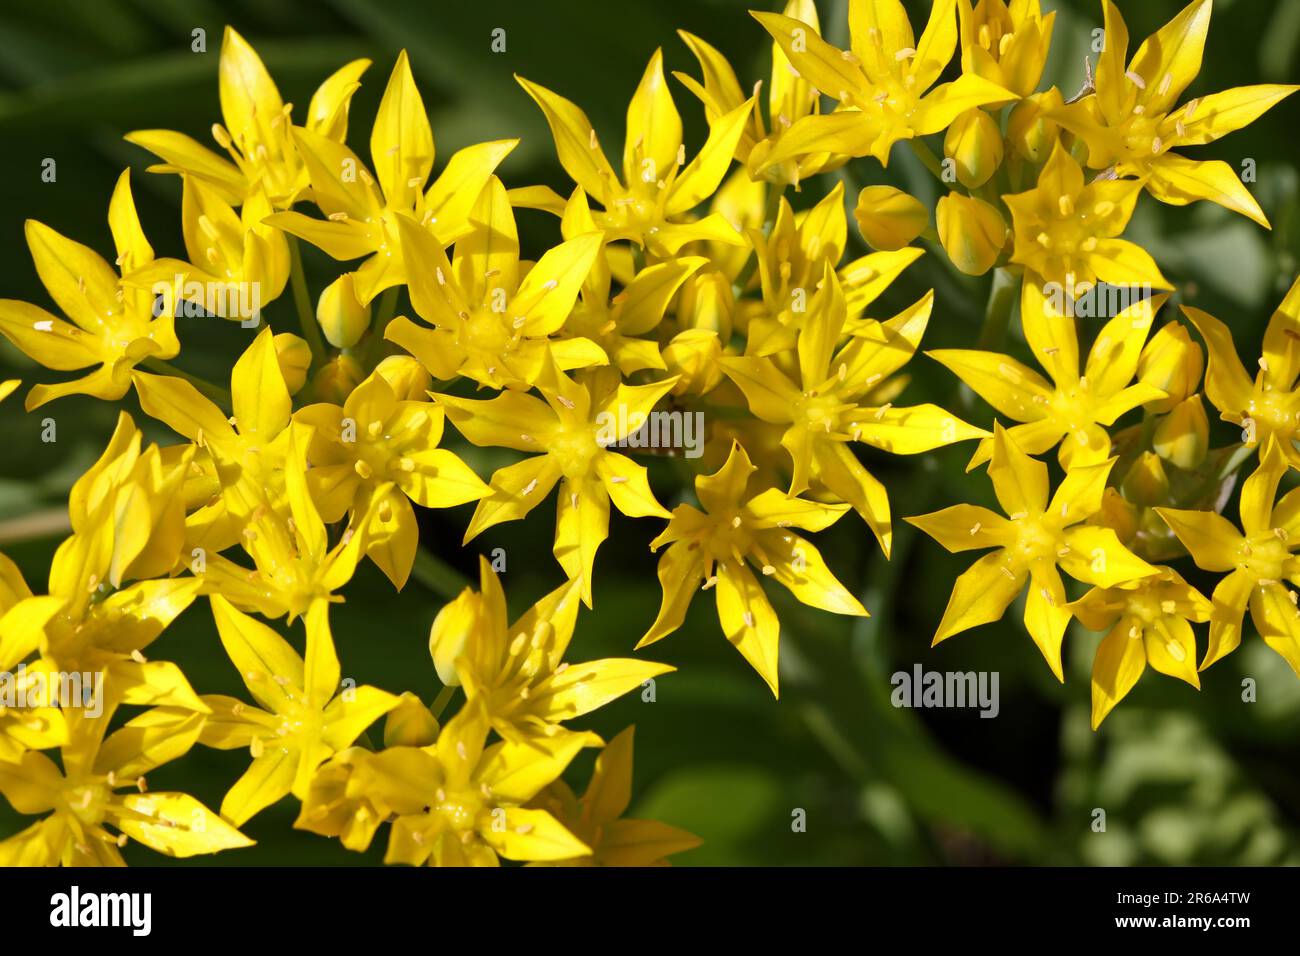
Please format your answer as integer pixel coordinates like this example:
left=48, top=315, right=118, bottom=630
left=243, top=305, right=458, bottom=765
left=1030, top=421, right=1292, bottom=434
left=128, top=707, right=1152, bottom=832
left=2, top=0, right=1299, bottom=871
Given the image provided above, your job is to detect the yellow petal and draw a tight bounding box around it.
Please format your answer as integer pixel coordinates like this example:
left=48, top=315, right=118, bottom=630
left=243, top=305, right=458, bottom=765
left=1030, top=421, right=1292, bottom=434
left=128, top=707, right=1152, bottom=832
left=1154, top=507, right=1242, bottom=571
left=231, top=327, right=291, bottom=440
left=1090, top=618, right=1147, bottom=729
left=666, top=98, right=754, bottom=215
left=424, top=139, right=519, bottom=243
left=210, top=595, right=304, bottom=710
left=516, top=76, right=619, bottom=205
left=933, top=550, right=1025, bottom=643
left=715, top=563, right=781, bottom=697
left=118, top=791, right=253, bottom=857
left=987, top=423, right=1048, bottom=516
left=1059, top=524, right=1158, bottom=587
left=1181, top=304, right=1254, bottom=423
left=854, top=402, right=988, bottom=454
left=370, top=50, right=434, bottom=210
left=905, top=503, right=1014, bottom=552
left=1169, top=83, right=1298, bottom=147
left=1128, top=0, right=1211, bottom=115
left=1146, top=154, right=1270, bottom=228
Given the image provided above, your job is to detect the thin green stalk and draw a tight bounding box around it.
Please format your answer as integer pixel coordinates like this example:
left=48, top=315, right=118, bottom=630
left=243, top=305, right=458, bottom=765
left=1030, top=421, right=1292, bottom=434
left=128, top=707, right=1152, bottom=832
left=287, top=235, right=327, bottom=366
left=141, top=357, right=232, bottom=408
left=410, top=546, right=471, bottom=600
left=908, top=139, right=947, bottom=182
left=365, top=286, right=400, bottom=367
left=429, top=684, right=458, bottom=721
left=977, top=267, right=1018, bottom=350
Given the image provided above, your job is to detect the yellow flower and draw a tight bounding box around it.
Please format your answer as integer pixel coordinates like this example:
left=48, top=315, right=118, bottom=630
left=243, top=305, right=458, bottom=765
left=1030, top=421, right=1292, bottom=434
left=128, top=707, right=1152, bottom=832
left=722, top=266, right=985, bottom=554
left=1071, top=567, right=1210, bottom=729
left=935, top=192, right=1007, bottom=275
left=380, top=699, right=592, bottom=866
left=0, top=170, right=179, bottom=410
left=1137, top=320, right=1203, bottom=413
left=133, top=327, right=294, bottom=553
left=528, top=727, right=702, bottom=866
left=943, top=108, right=1003, bottom=187
left=267, top=50, right=518, bottom=303
left=957, top=0, right=1055, bottom=99
left=315, top=272, right=371, bottom=349
left=126, top=26, right=371, bottom=208
left=1153, top=394, right=1209, bottom=469
left=0, top=553, right=66, bottom=761
left=1186, top=274, right=1300, bottom=468
left=194, top=421, right=376, bottom=621
left=1051, top=0, right=1297, bottom=227
left=199, top=596, right=398, bottom=825
left=907, top=424, right=1158, bottom=679
left=517, top=50, right=754, bottom=254
left=126, top=176, right=289, bottom=321
left=1003, top=142, right=1168, bottom=289
left=431, top=558, right=672, bottom=741
left=678, top=0, right=843, bottom=186
left=438, top=364, right=676, bottom=605
left=558, top=188, right=706, bottom=376
left=931, top=279, right=1168, bottom=468
left=640, top=442, right=865, bottom=697
left=0, top=702, right=251, bottom=865
left=853, top=185, right=928, bottom=252
left=385, top=179, right=605, bottom=390
left=1157, top=439, right=1300, bottom=676
left=295, top=371, right=488, bottom=588
left=755, top=0, right=1016, bottom=167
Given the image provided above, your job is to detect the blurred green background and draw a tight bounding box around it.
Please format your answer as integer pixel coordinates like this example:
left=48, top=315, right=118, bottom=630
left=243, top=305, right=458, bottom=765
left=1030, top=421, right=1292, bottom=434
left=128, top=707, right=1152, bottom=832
left=1, top=0, right=1299, bottom=865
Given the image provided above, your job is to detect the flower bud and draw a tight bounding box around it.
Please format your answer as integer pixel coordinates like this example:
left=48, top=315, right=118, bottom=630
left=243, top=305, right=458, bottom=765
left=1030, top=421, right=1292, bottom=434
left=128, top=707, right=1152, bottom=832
left=853, top=185, right=928, bottom=252
left=677, top=270, right=734, bottom=341
left=428, top=587, right=481, bottom=687
left=936, top=193, right=1007, bottom=276
left=1006, top=89, right=1062, bottom=162
left=1138, top=323, right=1204, bottom=413
left=273, top=332, right=312, bottom=396
left=311, top=353, right=364, bottom=404
left=1121, top=451, right=1171, bottom=507
left=1097, top=486, right=1139, bottom=545
left=663, top=329, right=724, bottom=395
left=375, top=355, right=432, bottom=401
left=383, top=692, right=440, bottom=747
left=1153, top=394, right=1209, bottom=470
left=943, top=110, right=1003, bottom=188
left=317, top=273, right=371, bottom=349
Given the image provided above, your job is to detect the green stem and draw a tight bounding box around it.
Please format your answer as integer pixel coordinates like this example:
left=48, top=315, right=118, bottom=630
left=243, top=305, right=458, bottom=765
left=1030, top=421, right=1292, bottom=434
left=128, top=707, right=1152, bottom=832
left=141, top=358, right=231, bottom=409
left=908, top=139, right=948, bottom=182
left=429, top=684, right=457, bottom=721
left=366, top=286, right=400, bottom=367
left=976, top=267, right=1018, bottom=350
left=287, top=236, right=327, bottom=367
left=410, top=546, right=471, bottom=600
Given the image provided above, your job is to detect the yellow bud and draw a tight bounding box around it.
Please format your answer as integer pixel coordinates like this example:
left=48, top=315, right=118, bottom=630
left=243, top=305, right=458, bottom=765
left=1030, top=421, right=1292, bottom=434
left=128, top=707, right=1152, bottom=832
left=1153, top=394, right=1209, bottom=470
left=383, top=692, right=440, bottom=747
left=935, top=193, right=1007, bottom=276
left=663, top=329, right=724, bottom=396
left=375, top=355, right=432, bottom=401
left=1006, top=89, right=1062, bottom=162
left=1097, top=486, right=1139, bottom=545
left=1121, top=451, right=1171, bottom=507
left=428, top=588, right=482, bottom=687
left=317, top=273, right=371, bottom=349
left=1138, top=323, right=1204, bottom=413
left=273, top=332, right=312, bottom=396
left=853, top=185, right=928, bottom=252
left=943, top=110, right=1003, bottom=188
left=676, top=271, right=733, bottom=340
left=311, top=354, right=364, bottom=404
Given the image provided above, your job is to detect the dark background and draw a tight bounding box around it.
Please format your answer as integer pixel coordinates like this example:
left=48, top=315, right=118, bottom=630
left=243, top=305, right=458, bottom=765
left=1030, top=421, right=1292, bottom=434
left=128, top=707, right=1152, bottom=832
left=1, top=0, right=1298, bottom=865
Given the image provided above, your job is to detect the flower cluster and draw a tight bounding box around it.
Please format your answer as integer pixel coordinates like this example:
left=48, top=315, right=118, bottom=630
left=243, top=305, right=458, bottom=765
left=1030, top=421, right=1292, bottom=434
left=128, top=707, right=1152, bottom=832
left=0, top=0, right=1295, bottom=865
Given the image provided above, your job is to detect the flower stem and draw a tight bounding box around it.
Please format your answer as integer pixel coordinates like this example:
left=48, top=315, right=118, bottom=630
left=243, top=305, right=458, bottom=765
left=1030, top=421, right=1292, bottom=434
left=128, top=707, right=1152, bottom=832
left=977, top=267, right=1018, bottom=350
left=366, top=286, right=400, bottom=367
left=908, top=139, right=948, bottom=182
left=410, top=546, right=471, bottom=600
left=732, top=183, right=785, bottom=296
left=140, top=357, right=232, bottom=409
left=429, top=684, right=457, bottom=721
left=287, top=236, right=327, bottom=367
